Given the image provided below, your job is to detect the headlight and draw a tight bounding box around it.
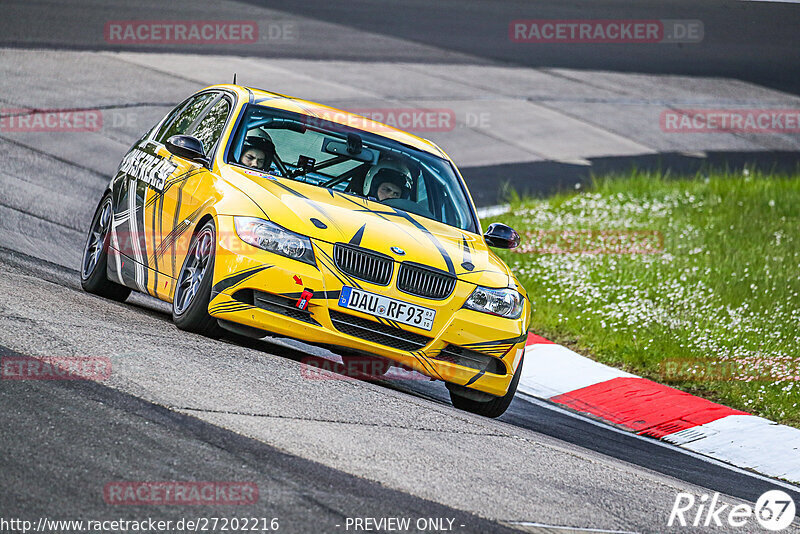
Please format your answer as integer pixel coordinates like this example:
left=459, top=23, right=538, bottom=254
left=463, top=286, right=523, bottom=319
left=234, top=216, right=315, bottom=265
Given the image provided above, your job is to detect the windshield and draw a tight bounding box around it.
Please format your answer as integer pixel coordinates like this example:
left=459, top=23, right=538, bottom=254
left=226, top=105, right=477, bottom=233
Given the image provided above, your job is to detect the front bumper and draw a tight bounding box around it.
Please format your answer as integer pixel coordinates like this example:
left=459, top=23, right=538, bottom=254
left=210, top=216, right=527, bottom=397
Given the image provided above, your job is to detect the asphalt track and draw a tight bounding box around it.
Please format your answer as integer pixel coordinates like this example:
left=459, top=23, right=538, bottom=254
left=4, top=0, right=799, bottom=91
left=1, top=1, right=800, bottom=533
left=4, top=249, right=800, bottom=533
left=0, top=341, right=519, bottom=534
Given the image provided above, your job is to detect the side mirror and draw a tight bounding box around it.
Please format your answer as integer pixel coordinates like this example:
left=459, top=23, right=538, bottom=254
left=165, top=135, right=209, bottom=166
left=484, top=222, right=521, bottom=249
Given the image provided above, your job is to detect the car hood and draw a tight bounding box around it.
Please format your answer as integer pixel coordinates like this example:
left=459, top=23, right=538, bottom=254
left=225, top=169, right=511, bottom=287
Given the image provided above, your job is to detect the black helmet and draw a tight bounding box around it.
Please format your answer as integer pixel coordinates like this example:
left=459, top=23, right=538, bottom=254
left=368, top=167, right=412, bottom=199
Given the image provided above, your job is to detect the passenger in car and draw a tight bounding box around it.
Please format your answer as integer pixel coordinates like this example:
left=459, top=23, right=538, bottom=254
left=240, top=146, right=266, bottom=169
left=362, top=158, right=412, bottom=201
left=375, top=178, right=402, bottom=200
left=368, top=168, right=412, bottom=201
left=240, top=130, right=275, bottom=171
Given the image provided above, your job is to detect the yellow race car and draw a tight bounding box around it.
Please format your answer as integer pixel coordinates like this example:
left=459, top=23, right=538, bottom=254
left=80, top=84, right=530, bottom=417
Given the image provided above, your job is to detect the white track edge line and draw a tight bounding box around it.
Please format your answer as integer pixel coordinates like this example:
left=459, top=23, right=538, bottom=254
left=516, top=392, right=800, bottom=494
left=522, top=343, right=800, bottom=487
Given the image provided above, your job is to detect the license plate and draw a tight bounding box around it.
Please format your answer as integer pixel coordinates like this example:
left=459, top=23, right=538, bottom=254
left=338, top=286, right=436, bottom=331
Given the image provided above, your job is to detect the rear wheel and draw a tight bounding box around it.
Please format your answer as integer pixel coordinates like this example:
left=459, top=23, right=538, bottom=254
left=172, top=220, right=222, bottom=336
left=448, top=354, right=524, bottom=418
left=80, top=194, right=131, bottom=302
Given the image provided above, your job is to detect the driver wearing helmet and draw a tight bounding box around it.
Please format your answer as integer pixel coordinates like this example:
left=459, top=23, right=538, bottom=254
left=363, top=158, right=412, bottom=202
left=240, top=129, right=275, bottom=171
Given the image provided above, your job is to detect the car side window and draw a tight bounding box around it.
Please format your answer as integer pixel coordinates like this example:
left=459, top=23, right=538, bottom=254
left=189, top=97, right=232, bottom=155
left=154, top=92, right=217, bottom=144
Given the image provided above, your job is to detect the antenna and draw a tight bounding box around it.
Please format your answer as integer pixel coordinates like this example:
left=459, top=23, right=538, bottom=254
left=232, top=73, right=237, bottom=85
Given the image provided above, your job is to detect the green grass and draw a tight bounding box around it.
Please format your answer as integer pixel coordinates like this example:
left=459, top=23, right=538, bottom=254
left=492, top=170, right=800, bottom=426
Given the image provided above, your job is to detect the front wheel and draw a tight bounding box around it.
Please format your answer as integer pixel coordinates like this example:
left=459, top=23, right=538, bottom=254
left=172, top=220, right=222, bottom=336
left=448, top=354, right=524, bottom=418
left=80, top=193, right=131, bottom=302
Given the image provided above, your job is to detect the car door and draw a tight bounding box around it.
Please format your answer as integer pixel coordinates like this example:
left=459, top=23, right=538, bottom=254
left=152, top=93, right=235, bottom=293
left=108, top=91, right=222, bottom=299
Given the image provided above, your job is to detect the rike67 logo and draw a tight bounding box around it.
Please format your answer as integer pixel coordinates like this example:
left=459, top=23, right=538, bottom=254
left=669, top=490, right=796, bottom=531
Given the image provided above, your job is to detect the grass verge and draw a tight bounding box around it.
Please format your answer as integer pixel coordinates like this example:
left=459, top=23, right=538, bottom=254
left=492, top=170, right=800, bottom=427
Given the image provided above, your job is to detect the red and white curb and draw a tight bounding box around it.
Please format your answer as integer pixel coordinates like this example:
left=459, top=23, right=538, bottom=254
left=518, top=334, right=800, bottom=485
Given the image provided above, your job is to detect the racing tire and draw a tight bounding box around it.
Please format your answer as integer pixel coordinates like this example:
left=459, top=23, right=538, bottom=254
left=172, top=220, right=223, bottom=337
left=448, top=354, right=524, bottom=418
left=80, top=193, right=132, bottom=302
